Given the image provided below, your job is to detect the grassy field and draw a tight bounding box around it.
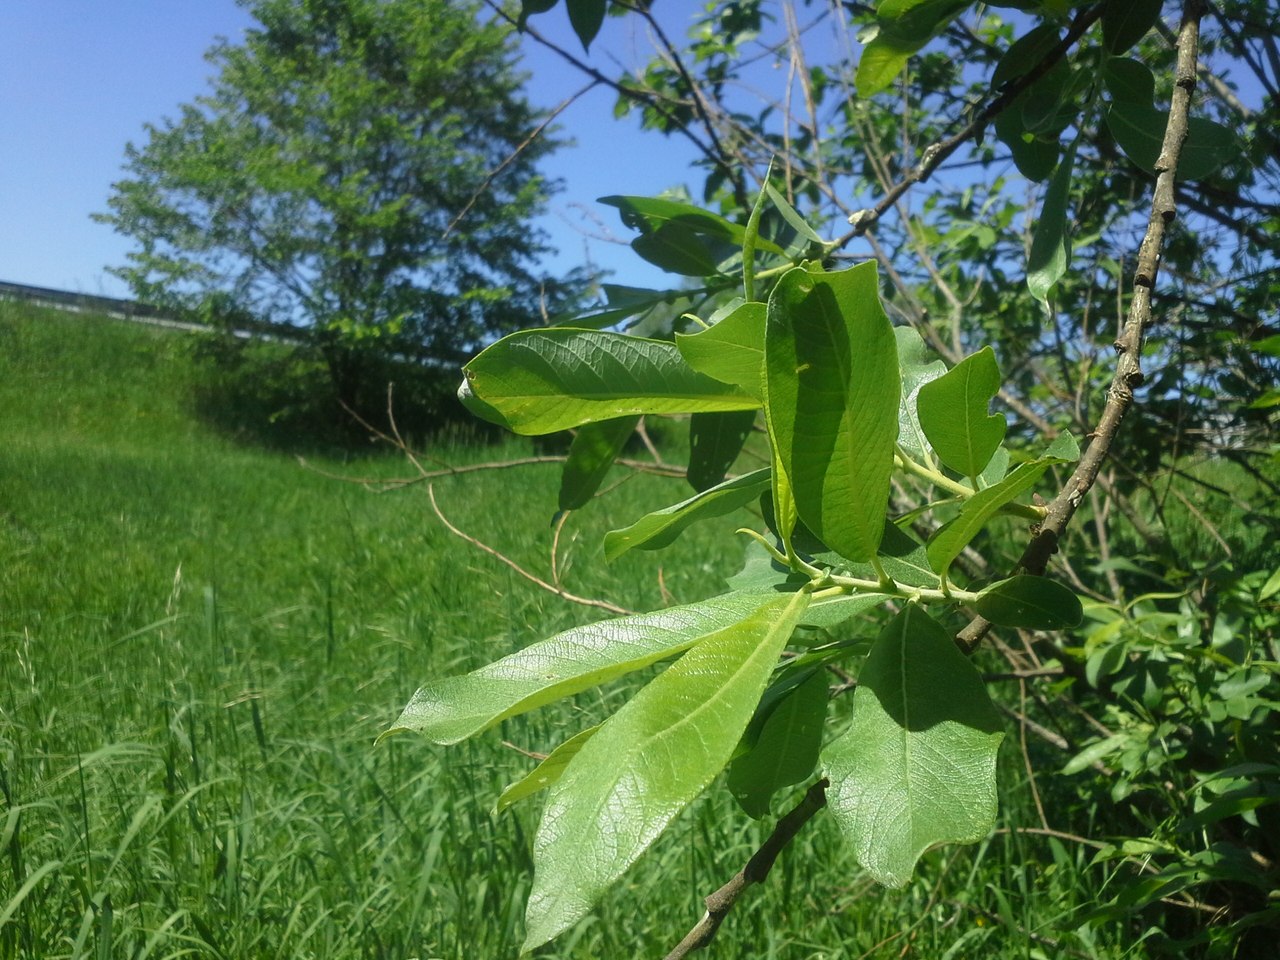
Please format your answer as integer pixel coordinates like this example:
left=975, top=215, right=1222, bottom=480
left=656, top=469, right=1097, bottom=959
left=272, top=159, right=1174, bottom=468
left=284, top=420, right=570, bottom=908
left=1, top=300, right=1150, bottom=959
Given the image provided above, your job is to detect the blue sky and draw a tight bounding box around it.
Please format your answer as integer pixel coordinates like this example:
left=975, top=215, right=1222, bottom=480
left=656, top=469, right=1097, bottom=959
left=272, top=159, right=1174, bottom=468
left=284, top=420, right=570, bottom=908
left=0, top=3, right=702, bottom=300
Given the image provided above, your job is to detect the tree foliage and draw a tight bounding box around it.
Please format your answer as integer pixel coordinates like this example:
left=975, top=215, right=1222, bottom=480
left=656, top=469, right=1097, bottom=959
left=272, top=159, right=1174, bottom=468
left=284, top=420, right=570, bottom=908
left=97, top=0, right=577, bottom=411
left=383, top=0, right=1279, bottom=955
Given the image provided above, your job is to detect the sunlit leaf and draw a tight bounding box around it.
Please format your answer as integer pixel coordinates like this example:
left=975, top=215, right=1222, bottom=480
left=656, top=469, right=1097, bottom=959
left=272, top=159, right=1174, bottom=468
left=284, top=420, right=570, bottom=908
left=676, top=301, right=766, bottom=397
left=855, top=0, right=971, bottom=98
left=1027, top=140, right=1077, bottom=306
left=823, top=606, right=1004, bottom=887
left=495, top=726, right=599, bottom=815
left=383, top=591, right=779, bottom=745
left=604, top=469, right=771, bottom=560
left=523, top=590, right=811, bottom=949
left=917, top=346, right=1007, bottom=478
left=764, top=262, right=900, bottom=563
left=893, top=326, right=947, bottom=462
left=558, top=416, right=639, bottom=511
left=460, top=329, right=758, bottom=435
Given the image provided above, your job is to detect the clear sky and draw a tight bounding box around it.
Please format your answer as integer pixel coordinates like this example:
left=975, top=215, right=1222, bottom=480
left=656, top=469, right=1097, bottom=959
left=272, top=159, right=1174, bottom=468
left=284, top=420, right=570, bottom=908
left=0, top=3, right=703, bottom=300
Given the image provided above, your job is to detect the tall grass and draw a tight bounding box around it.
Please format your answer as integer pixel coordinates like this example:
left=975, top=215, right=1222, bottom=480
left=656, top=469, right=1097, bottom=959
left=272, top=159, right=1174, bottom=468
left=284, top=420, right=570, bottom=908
left=1, top=301, right=1140, bottom=959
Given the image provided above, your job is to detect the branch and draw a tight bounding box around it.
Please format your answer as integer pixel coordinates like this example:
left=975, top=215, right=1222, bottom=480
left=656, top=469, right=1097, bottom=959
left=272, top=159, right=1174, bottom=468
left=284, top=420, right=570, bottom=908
left=957, top=0, right=1207, bottom=653
left=835, top=3, right=1106, bottom=247
left=663, top=779, right=830, bottom=959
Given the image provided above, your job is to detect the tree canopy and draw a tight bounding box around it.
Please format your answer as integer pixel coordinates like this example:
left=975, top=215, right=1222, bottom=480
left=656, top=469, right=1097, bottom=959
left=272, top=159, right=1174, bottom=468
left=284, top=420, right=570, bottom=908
left=98, top=0, right=577, bottom=409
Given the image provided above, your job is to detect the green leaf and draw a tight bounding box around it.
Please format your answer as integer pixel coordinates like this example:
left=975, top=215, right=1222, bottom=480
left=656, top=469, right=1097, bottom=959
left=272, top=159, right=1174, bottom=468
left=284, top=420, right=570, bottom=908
left=926, top=459, right=1059, bottom=576
left=604, top=469, right=771, bottom=561
left=495, top=725, right=599, bottom=815
left=917, top=346, right=1007, bottom=478
left=459, top=328, right=758, bottom=435
left=1044, top=429, right=1081, bottom=461
left=802, top=591, right=892, bottom=630
left=1105, top=103, right=1237, bottom=181
left=1104, top=57, right=1156, bottom=105
left=855, top=0, right=971, bottom=97
left=991, top=24, right=1061, bottom=89
left=600, top=195, right=787, bottom=257
left=1027, top=140, right=1077, bottom=306
left=764, top=262, right=901, bottom=563
left=728, top=670, right=829, bottom=819
left=517, top=0, right=558, bottom=30
left=765, top=182, right=827, bottom=245
left=558, top=416, right=639, bottom=511
left=975, top=575, right=1083, bottom=629
left=823, top=606, right=1005, bottom=887
left=631, top=222, right=722, bottom=276
left=893, top=326, right=948, bottom=462
left=1102, top=0, right=1163, bottom=55
left=383, top=591, right=778, bottom=745
left=523, top=590, right=811, bottom=949
left=687, top=410, right=757, bottom=492
left=994, top=108, right=1060, bottom=182
left=676, top=301, right=766, bottom=397
left=566, top=0, right=606, bottom=50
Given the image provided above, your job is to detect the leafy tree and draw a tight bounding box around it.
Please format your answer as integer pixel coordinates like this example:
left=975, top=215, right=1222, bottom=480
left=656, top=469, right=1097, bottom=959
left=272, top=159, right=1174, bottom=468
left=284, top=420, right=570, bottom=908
left=382, top=0, right=1280, bottom=956
left=97, top=0, right=576, bottom=413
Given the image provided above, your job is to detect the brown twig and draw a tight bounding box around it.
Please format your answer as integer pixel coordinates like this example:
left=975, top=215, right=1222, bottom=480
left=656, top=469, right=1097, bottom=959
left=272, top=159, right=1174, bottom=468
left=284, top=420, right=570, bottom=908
left=663, top=779, right=829, bottom=960
left=957, top=0, right=1206, bottom=654
left=427, top=484, right=633, bottom=616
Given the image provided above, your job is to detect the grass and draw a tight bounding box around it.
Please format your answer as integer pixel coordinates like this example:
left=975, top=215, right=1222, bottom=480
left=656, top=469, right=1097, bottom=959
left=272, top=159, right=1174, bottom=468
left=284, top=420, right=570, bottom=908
left=0, top=300, right=1161, bottom=959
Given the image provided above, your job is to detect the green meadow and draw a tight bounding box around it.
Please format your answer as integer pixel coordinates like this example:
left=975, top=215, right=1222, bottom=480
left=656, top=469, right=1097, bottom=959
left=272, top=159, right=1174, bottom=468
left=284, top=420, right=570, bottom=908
left=2, top=301, right=1149, bottom=959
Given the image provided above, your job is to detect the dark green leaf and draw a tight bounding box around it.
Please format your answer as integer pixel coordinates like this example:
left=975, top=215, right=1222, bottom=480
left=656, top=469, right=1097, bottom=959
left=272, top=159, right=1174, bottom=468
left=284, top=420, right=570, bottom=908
left=991, top=24, right=1061, bottom=89
left=558, top=416, right=639, bottom=511
left=517, top=0, right=559, bottom=30
left=523, top=591, right=810, bottom=949
left=975, top=575, right=1083, bottom=629
left=1027, top=140, right=1077, bottom=306
left=495, top=726, right=599, bottom=815
left=995, top=108, right=1060, bottom=182
left=566, top=0, right=606, bottom=51
left=676, top=301, right=766, bottom=397
left=599, top=195, right=787, bottom=256
left=460, top=328, right=758, bottom=435
left=1102, top=0, right=1163, bottom=55
left=1106, top=103, right=1237, bottom=180
left=917, top=346, right=1007, bottom=478
left=603, top=469, right=771, bottom=561
left=1104, top=57, right=1156, bottom=105
left=631, top=222, right=722, bottom=276
left=823, top=606, right=1004, bottom=887
left=728, top=670, right=829, bottom=819
left=764, top=262, right=900, bottom=563
left=688, top=410, right=757, bottom=491
left=383, top=591, right=778, bottom=745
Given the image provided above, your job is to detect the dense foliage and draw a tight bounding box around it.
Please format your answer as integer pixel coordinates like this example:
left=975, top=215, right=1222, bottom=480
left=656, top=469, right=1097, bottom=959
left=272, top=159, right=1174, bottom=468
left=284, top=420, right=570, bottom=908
left=388, top=1, right=1279, bottom=957
left=97, top=0, right=579, bottom=413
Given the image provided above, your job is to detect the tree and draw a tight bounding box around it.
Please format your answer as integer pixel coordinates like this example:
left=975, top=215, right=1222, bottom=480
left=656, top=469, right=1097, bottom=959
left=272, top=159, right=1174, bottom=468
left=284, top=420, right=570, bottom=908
left=379, top=0, right=1280, bottom=955
left=97, top=0, right=577, bottom=414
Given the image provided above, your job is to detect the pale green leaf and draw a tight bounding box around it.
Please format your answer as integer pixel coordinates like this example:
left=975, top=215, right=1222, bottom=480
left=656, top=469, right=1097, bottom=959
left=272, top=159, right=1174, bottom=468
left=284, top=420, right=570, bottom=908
left=916, top=346, right=1007, bottom=478
left=495, top=726, right=599, bottom=815
left=383, top=591, right=777, bottom=745
left=676, top=301, right=766, bottom=397
left=893, top=326, right=947, bottom=462
left=558, top=416, right=639, bottom=511
left=975, top=575, right=1083, bottom=629
left=459, top=328, right=758, bottom=435
left=603, top=468, right=771, bottom=561
left=523, top=591, right=811, bottom=949
left=728, top=670, right=829, bottom=819
left=823, top=606, right=1005, bottom=887
left=1027, top=141, right=1077, bottom=306
left=855, top=0, right=971, bottom=97
left=764, top=262, right=900, bottom=563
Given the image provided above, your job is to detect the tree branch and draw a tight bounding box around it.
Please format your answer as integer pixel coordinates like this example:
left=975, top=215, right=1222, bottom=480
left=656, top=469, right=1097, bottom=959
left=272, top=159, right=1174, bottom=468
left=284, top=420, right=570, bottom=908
left=957, top=0, right=1206, bottom=653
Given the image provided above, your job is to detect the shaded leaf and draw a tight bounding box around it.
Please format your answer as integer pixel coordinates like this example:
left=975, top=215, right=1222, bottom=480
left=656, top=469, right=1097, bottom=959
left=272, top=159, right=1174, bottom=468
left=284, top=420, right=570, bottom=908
left=600, top=194, right=787, bottom=256
left=1027, top=140, right=1077, bottom=306
left=728, top=670, right=829, bottom=819
left=566, top=0, right=606, bottom=50
left=604, top=469, right=771, bottom=561
left=893, top=326, right=948, bottom=462
left=1102, top=0, right=1163, bottom=55
left=764, top=262, right=900, bottom=563
left=495, top=726, right=599, bottom=815
left=975, top=575, right=1083, bottom=629
left=1104, top=57, right=1156, bottom=105
left=517, top=0, right=558, bottom=30
left=823, top=606, right=1004, bottom=887
left=558, top=416, right=639, bottom=511
left=459, top=328, right=758, bottom=435
left=917, top=346, right=1007, bottom=478
left=523, top=591, right=811, bottom=949
left=1106, top=103, right=1237, bottom=180
left=688, top=410, right=757, bottom=491
left=632, top=221, right=722, bottom=276
left=995, top=108, right=1060, bottom=182
left=676, top=300, right=766, bottom=397
left=383, top=592, right=779, bottom=745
